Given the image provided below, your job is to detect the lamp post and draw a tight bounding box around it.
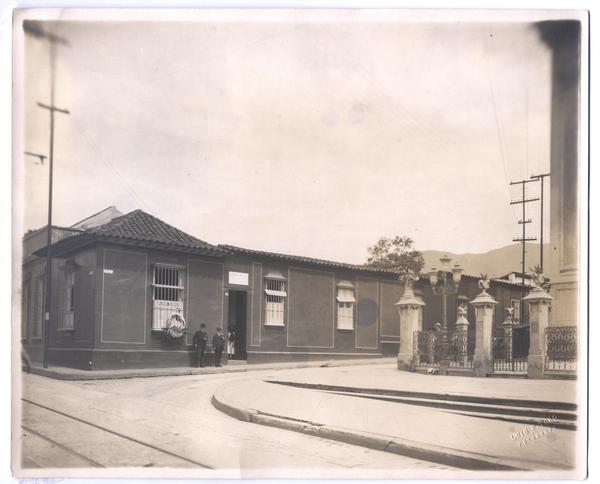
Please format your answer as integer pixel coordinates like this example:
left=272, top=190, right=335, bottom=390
left=428, top=255, right=463, bottom=374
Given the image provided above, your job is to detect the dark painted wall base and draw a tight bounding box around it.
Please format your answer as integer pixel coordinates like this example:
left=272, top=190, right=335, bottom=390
left=48, top=348, right=95, bottom=370
left=246, top=352, right=382, bottom=365
left=381, top=342, right=400, bottom=356
left=48, top=348, right=226, bottom=371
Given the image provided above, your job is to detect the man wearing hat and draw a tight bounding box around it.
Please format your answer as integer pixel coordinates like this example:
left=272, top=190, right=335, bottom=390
left=192, top=323, right=208, bottom=367
left=212, top=327, right=226, bottom=367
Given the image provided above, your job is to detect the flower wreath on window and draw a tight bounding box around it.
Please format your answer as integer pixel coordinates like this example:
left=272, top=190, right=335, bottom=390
left=164, top=313, right=187, bottom=341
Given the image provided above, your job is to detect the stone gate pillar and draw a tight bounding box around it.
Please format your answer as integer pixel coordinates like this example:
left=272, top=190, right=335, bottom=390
left=524, top=285, right=553, bottom=379
left=395, top=279, right=425, bottom=370
left=470, top=282, right=498, bottom=377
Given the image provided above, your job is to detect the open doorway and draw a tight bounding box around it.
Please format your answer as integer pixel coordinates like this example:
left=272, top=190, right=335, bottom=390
left=227, top=290, right=247, bottom=360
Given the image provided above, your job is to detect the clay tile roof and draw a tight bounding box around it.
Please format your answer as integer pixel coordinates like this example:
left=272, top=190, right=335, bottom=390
left=39, top=209, right=225, bottom=257
left=88, top=209, right=223, bottom=253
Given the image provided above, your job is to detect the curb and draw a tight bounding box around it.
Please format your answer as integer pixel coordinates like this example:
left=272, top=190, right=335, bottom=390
left=27, top=357, right=396, bottom=381
left=28, top=366, right=247, bottom=381
left=265, top=381, right=578, bottom=430
left=211, top=387, right=523, bottom=471
left=266, top=380, right=578, bottom=411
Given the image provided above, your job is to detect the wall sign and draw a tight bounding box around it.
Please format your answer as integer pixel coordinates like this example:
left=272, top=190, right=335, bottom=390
left=228, top=271, right=249, bottom=286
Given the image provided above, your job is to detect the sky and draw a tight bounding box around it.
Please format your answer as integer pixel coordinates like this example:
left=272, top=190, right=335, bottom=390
left=19, top=10, right=556, bottom=264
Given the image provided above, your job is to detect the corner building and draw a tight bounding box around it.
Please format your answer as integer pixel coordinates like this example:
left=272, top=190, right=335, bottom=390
left=21, top=208, right=525, bottom=370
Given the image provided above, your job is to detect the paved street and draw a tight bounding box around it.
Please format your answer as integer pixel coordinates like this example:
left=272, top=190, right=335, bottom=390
left=18, top=367, right=454, bottom=478
left=17, top=362, right=583, bottom=478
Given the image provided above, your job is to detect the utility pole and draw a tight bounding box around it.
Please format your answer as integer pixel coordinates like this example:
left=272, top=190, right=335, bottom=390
left=510, top=179, right=539, bottom=324
left=37, top=102, right=70, bottom=368
left=530, top=172, right=551, bottom=273
left=24, top=21, right=70, bottom=369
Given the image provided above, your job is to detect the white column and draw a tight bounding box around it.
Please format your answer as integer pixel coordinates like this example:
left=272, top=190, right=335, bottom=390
left=470, top=290, right=498, bottom=377
left=395, top=281, right=425, bottom=371
left=524, top=286, right=553, bottom=379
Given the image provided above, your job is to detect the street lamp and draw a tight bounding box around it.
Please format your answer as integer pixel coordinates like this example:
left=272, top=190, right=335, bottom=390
left=428, top=256, right=463, bottom=374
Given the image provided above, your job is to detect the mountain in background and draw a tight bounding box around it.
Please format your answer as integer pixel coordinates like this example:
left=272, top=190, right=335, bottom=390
left=421, top=243, right=555, bottom=279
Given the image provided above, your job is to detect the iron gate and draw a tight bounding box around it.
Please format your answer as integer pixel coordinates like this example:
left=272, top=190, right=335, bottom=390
left=492, top=324, right=529, bottom=373
left=448, top=329, right=475, bottom=368
left=413, top=330, right=441, bottom=368
left=413, top=329, right=475, bottom=369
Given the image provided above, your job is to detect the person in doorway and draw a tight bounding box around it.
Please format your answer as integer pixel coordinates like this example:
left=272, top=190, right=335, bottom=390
left=227, top=326, right=236, bottom=360
left=192, top=323, right=208, bottom=367
left=212, top=327, right=226, bottom=367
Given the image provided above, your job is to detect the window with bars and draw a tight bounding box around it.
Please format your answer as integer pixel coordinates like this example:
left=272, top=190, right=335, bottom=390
left=61, top=268, right=75, bottom=330
left=336, top=286, right=355, bottom=330
left=152, top=265, right=185, bottom=330
left=265, top=277, right=286, bottom=326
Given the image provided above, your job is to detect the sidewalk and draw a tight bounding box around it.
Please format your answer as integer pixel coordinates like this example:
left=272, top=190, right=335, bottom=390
left=267, top=366, right=579, bottom=404
left=212, top=365, right=581, bottom=474
left=27, top=357, right=397, bottom=380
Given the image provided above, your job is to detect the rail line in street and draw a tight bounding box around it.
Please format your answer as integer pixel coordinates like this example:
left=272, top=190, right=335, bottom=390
left=21, top=424, right=105, bottom=467
left=21, top=398, right=214, bottom=469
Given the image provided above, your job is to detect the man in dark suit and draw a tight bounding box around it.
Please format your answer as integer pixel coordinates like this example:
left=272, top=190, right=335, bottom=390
left=192, top=323, right=208, bottom=367
left=212, top=327, right=226, bottom=367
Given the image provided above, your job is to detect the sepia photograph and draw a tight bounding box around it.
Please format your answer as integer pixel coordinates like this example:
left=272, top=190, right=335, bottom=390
left=10, top=7, right=588, bottom=480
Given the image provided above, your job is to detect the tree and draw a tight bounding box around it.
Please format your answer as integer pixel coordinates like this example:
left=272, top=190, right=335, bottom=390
left=366, top=236, right=425, bottom=274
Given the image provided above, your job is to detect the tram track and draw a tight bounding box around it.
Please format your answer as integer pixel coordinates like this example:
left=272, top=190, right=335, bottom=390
left=21, top=424, right=105, bottom=467
left=21, top=398, right=214, bottom=469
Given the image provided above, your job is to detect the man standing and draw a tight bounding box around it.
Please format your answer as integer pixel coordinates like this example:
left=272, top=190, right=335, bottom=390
left=192, top=323, right=208, bottom=367
left=212, top=327, right=226, bottom=367
left=227, top=326, right=236, bottom=360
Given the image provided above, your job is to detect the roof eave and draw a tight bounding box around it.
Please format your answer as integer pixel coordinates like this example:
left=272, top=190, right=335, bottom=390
left=32, top=233, right=226, bottom=259
left=220, top=244, right=399, bottom=276
left=97, top=236, right=226, bottom=257
left=32, top=233, right=96, bottom=258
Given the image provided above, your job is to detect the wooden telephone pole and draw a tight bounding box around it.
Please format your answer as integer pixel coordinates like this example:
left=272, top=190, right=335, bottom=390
left=510, top=178, right=539, bottom=324
left=24, top=21, right=70, bottom=368
left=37, top=102, right=70, bottom=368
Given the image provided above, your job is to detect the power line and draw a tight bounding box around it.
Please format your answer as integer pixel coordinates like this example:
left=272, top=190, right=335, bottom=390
left=530, top=172, right=551, bottom=273
left=483, top=42, right=519, bottom=222
left=70, top=117, right=154, bottom=214
left=525, top=76, right=529, bottom=180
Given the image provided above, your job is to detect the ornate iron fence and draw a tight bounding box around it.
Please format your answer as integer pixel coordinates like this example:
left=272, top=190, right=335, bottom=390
left=448, top=329, right=475, bottom=368
left=413, top=330, right=441, bottom=367
left=545, top=326, right=577, bottom=372
left=492, top=325, right=529, bottom=373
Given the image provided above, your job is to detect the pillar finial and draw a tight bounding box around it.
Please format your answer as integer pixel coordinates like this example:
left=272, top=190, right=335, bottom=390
left=477, top=273, right=490, bottom=295
left=395, top=270, right=424, bottom=307
left=470, top=274, right=498, bottom=307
